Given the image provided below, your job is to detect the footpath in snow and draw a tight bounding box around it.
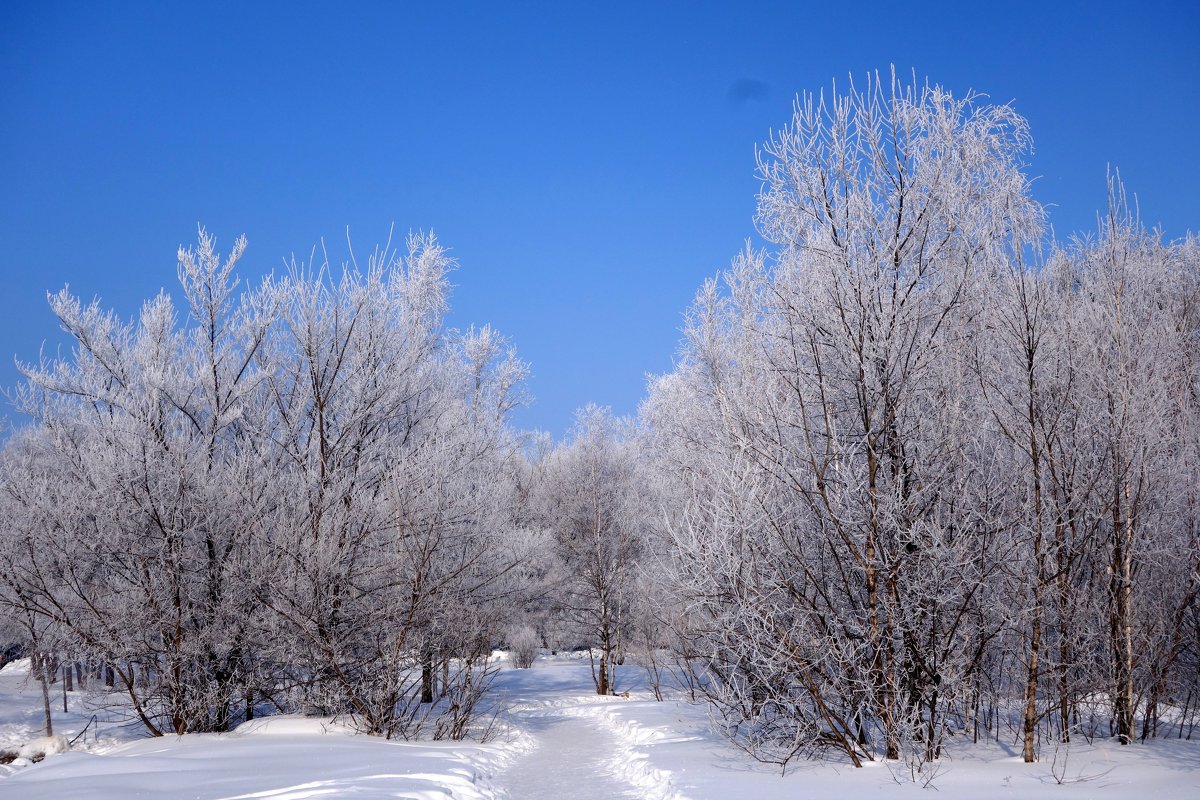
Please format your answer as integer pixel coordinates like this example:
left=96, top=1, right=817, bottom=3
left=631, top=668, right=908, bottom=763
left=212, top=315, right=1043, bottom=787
left=490, top=659, right=683, bottom=800
left=497, top=707, right=639, bottom=800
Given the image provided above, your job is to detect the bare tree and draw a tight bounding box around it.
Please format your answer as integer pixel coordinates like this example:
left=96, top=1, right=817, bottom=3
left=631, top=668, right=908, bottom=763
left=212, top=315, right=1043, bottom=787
left=253, top=233, right=532, bottom=738
left=5, top=230, right=275, bottom=735
left=646, top=70, right=1043, bottom=767
left=534, top=405, right=644, bottom=695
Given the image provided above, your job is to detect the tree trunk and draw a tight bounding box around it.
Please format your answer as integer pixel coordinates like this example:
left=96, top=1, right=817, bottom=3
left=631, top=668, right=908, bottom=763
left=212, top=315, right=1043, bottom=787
left=421, top=654, right=435, bottom=704
left=1055, top=515, right=1074, bottom=744
left=1110, top=487, right=1135, bottom=744
left=596, top=653, right=609, bottom=696
left=36, top=653, right=54, bottom=736
left=1023, top=593, right=1043, bottom=762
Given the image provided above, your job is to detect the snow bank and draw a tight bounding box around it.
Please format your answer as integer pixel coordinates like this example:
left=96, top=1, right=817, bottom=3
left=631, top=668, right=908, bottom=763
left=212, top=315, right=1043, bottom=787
left=231, top=715, right=357, bottom=737
left=582, top=693, right=1200, bottom=800
left=0, top=658, right=30, bottom=676
left=18, top=735, right=70, bottom=760
left=1, top=732, right=516, bottom=800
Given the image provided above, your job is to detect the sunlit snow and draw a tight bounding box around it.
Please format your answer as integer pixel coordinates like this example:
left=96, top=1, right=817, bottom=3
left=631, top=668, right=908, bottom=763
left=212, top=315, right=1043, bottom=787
left=3, top=653, right=1199, bottom=799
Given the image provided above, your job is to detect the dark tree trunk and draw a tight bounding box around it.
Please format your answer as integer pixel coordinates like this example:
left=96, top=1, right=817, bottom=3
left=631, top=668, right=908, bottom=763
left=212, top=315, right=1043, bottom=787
left=421, top=655, right=435, bottom=704
left=596, top=654, right=609, bottom=696
left=36, top=653, right=54, bottom=736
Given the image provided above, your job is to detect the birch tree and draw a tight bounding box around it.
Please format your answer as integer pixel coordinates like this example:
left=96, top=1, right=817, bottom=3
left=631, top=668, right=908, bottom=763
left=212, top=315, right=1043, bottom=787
left=534, top=405, right=644, bottom=695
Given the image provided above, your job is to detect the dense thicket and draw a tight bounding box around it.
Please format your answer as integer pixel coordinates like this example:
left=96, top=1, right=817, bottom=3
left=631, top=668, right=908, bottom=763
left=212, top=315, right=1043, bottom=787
left=0, top=232, right=539, bottom=739
left=642, top=74, right=1200, bottom=769
left=1, top=73, right=1197, bottom=771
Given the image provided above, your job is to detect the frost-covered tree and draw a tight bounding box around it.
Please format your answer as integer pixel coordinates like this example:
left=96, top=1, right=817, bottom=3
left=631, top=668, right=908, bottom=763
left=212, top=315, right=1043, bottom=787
left=235, top=234, right=535, bottom=738
left=646, top=71, right=1046, bottom=767
left=0, top=228, right=535, bottom=741
left=643, top=71, right=1200, bottom=768
left=3, top=231, right=275, bottom=734
left=533, top=405, right=645, bottom=695
left=1053, top=185, right=1199, bottom=745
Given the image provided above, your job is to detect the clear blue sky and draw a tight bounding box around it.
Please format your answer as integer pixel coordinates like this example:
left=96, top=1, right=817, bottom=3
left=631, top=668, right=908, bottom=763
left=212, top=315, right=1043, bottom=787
left=2, top=1, right=1197, bottom=435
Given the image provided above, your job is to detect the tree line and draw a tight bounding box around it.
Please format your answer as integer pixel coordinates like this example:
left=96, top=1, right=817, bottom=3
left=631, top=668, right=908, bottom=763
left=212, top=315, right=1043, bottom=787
left=1, top=73, right=1198, bottom=769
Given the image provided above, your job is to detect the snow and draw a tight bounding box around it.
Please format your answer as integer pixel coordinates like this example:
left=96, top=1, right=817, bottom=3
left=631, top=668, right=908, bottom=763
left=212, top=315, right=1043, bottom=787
left=498, top=707, right=639, bottom=800
left=229, top=716, right=358, bottom=737
left=0, top=733, right=514, bottom=800
left=18, top=735, right=69, bottom=759
left=0, top=658, right=30, bottom=676
left=1, top=653, right=1199, bottom=799
left=0, top=657, right=143, bottom=781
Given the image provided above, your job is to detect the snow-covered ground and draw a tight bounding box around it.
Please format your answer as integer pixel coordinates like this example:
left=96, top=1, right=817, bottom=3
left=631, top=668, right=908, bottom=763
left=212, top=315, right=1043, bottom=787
left=0, top=657, right=144, bottom=776
left=2, top=654, right=1199, bottom=799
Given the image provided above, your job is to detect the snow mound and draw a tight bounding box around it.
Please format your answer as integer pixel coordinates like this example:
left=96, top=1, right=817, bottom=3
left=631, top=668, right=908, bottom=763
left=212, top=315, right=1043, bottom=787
left=231, top=715, right=357, bottom=737
left=3, top=732, right=508, bottom=799
left=0, top=658, right=30, bottom=676
left=18, top=735, right=70, bottom=760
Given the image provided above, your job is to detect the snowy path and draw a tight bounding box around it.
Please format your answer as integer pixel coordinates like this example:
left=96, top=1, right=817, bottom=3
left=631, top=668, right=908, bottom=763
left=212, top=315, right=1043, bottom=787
left=497, top=706, right=640, bottom=800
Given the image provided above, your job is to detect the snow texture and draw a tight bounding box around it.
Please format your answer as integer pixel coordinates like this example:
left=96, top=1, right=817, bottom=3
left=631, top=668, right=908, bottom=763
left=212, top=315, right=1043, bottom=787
left=2, top=655, right=1199, bottom=799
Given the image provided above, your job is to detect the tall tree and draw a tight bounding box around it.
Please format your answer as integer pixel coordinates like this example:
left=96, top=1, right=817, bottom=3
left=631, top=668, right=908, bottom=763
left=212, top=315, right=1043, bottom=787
left=646, top=71, right=1042, bottom=766
left=534, top=405, right=643, bottom=695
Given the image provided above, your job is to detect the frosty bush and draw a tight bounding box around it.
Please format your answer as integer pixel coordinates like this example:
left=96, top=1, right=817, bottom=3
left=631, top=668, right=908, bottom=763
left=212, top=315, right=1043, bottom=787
left=507, top=625, right=541, bottom=670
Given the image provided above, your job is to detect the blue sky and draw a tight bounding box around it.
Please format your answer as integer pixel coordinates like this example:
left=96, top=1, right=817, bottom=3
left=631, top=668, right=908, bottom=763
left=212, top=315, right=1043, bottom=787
left=2, top=1, right=1197, bottom=435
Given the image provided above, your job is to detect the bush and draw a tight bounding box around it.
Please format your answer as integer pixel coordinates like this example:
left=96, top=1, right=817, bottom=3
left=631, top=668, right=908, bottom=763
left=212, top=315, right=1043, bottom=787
left=507, top=625, right=540, bottom=669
